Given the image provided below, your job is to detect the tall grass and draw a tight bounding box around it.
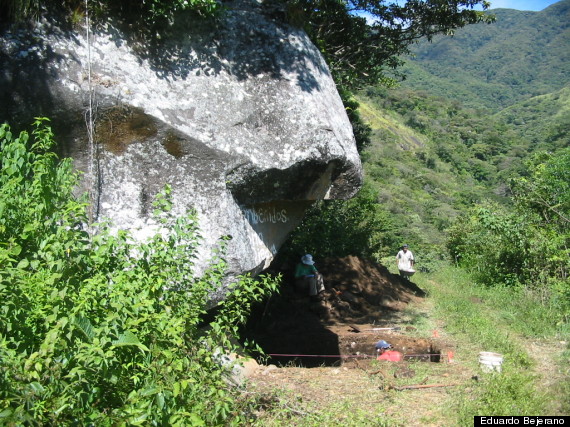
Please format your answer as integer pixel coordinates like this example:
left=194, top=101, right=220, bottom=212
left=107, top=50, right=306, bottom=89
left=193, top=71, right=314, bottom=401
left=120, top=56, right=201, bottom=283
left=413, top=265, right=569, bottom=421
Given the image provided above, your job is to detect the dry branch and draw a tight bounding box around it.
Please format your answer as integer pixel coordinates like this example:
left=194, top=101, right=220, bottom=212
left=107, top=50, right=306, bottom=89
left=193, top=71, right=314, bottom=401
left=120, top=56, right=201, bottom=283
left=392, top=383, right=459, bottom=391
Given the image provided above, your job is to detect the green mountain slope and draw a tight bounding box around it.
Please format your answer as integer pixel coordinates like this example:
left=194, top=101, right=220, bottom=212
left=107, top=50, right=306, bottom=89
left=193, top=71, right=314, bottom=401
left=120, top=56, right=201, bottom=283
left=494, top=85, right=570, bottom=152
left=400, top=0, right=570, bottom=111
left=352, top=82, right=568, bottom=259
left=355, top=87, right=512, bottom=256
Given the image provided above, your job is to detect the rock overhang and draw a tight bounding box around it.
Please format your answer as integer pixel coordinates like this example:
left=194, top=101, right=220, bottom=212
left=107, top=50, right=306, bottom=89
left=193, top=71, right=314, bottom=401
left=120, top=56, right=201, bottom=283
left=0, top=0, right=363, bottom=295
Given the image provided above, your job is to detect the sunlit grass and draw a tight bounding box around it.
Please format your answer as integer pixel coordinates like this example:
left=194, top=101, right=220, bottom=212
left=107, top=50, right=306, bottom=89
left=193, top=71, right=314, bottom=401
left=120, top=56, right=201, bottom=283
left=249, top=386, right=394, bottom=427
left=413, top=265, right=568, bottom=421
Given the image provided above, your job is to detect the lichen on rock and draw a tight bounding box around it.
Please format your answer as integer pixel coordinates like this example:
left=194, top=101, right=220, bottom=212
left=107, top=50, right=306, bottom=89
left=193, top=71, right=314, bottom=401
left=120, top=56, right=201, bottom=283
left=0, top=0, right=362, bottom=297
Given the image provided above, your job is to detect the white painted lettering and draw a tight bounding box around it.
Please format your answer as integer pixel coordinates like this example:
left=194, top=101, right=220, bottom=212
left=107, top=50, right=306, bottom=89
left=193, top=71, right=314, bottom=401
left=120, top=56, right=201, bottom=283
left=244, top=206, right=289, bottom=225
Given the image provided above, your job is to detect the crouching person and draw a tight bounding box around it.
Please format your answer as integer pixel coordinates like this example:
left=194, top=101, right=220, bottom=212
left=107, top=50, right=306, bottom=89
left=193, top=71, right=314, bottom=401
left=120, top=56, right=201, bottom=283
left=294, top=254, right=325, bottom=297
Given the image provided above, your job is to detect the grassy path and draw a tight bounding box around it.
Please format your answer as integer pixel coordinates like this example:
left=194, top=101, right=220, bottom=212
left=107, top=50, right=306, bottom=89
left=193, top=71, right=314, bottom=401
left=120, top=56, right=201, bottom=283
left=416, top=267, right=570, bottom=420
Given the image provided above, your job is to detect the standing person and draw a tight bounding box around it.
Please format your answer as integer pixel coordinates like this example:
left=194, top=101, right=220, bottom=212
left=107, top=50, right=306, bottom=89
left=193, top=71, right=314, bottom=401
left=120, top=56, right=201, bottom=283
left=294, top=254, right=324, bottom=297
left=396, top=244, right=415, bottom=280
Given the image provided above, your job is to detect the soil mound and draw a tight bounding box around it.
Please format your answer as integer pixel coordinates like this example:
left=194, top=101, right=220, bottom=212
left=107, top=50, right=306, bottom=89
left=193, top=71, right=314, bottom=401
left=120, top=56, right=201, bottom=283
left=318, top=255, right=425, bottom=324
left=243, top=256, right=427, bottom=367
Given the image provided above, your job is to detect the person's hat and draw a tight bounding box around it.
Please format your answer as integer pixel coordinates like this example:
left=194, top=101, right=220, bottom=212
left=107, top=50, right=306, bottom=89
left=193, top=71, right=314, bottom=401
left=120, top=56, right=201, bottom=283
left=402, top=244, right=409, bottom=248
left=301, top=254, right=314, bottom=265
left=375, top=340, right=392, bottom=350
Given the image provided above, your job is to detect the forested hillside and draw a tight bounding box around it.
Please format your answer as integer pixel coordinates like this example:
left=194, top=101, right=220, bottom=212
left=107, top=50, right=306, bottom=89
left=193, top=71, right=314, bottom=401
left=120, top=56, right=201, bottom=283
left=349, top=79, right=568, bottom=257
left=495, top=85, right=570, bottom=153
left=354, top=87, right=511, bottom=255
left=399, top=0, right=570, bottom=111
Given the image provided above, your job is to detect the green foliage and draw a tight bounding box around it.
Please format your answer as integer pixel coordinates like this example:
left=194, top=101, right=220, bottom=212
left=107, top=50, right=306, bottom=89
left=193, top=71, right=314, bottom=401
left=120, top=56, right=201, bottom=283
left=511, top=149, right=570, bottom=229
left=339, top=88, right=372, bottom=153
left=360, top=86, right=523, bottom=184
left=0, top=118, right=88, bottom=268
left=287, top=0, right=493, bottom=90
left=95, top=0, right=220, bottom=29
left=0, top=0, right=39, bottom=22
left=511, top=149, right=570, bottom=316
left=0, top=121, right=279, bottom=425
left=282, top=182, right=396, bottom=260
left=446, top=150, right=570, bottom=320
left=0, top=0, right=220, bottom=26
left=352, top=88, right=496, bottom=260
left=447, top=202, right=532, bottom=286
left=495, top=86, right=570, bottom=154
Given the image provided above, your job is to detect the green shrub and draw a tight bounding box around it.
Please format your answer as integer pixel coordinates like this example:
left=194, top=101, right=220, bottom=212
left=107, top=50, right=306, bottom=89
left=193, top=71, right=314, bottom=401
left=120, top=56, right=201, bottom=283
left=0, top=120, right=279, bottom=425
left=281, top=182, right=396, bottom=260
left=446, top=149, right=570, bottom=322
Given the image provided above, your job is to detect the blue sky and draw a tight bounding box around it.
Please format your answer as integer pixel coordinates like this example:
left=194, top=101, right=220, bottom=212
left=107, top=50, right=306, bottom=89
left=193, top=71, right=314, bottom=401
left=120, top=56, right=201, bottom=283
left=386, top=1, right=561, bottom=11
left=484, top=0, right=560, bottom=11
left=358, top=1, right=560, bottom=24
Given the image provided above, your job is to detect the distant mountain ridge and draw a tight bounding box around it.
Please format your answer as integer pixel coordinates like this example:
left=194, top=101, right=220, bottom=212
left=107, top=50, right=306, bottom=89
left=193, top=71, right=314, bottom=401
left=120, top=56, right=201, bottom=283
left=400, top=0, right=570, bottom=111
left=352, top=1, right=569, bottom=255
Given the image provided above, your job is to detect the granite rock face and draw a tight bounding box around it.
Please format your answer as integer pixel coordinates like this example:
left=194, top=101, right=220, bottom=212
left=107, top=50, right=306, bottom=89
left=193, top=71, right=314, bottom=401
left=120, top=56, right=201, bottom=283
left=0, top=0, right=362, bottom=297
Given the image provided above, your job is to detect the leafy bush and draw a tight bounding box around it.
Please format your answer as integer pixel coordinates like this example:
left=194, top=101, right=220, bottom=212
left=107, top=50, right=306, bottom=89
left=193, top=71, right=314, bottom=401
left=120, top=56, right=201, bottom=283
left=95, top=0, right=220, bottom=29
left=447, top=149, right=570, bottom=320
left=281, top=182, right=396, bottom=261
left=0, top=120, right=279, bottom=425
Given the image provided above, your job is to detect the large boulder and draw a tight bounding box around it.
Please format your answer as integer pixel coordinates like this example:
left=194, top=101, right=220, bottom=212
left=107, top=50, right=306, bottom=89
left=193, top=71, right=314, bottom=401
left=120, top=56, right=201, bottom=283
left=0, top=0, right=362, bottom=296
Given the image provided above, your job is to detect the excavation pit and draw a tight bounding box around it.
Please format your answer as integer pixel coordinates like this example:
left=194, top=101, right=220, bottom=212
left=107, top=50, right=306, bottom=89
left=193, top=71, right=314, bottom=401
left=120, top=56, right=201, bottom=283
left=336, top=328, right=443, bottom=367
left=251, top=326, right=442, bottom=368
left=242, top=256, right=435, bottom=368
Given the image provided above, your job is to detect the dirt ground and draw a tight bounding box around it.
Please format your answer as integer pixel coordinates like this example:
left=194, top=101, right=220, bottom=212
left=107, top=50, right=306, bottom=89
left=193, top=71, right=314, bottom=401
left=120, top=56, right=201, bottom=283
left=241, top=256, right=471, bottom=425
left=243, top=256, right=435, bottom=367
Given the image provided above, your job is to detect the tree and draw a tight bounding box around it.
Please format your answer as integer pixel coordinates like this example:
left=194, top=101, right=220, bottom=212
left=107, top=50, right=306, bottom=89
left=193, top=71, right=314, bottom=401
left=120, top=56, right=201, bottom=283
left=0, top=0, right=220, bottom=25
left=282, top=182, right=396, bottom=259
left=511, top=149, right=570, bottom=228
left=287, top=0, right=494, bottom=90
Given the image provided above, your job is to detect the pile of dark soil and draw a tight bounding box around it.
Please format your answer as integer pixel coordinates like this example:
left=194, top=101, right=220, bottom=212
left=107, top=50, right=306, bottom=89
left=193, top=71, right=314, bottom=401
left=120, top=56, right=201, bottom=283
left=242, top=256, right=428, bottom=367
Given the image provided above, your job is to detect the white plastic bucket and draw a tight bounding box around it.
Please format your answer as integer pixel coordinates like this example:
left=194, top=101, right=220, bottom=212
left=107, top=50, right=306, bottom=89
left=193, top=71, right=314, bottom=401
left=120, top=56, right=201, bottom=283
left=479, top=351, right=503, bottom=373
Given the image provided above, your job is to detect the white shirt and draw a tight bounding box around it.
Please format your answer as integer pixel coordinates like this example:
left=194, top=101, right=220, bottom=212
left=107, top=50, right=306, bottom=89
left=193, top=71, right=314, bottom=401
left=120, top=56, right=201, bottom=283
left=397, top=249, right=414, bottom=271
